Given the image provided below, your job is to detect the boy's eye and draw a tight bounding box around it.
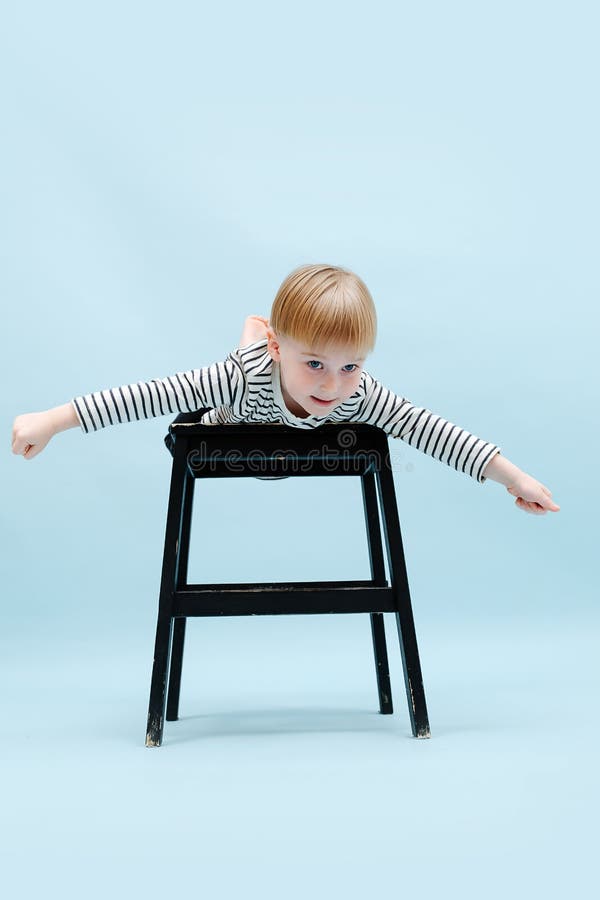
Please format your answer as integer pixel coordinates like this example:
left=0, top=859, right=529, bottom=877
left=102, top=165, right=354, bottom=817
left=306, top=361, right=359, bottom=372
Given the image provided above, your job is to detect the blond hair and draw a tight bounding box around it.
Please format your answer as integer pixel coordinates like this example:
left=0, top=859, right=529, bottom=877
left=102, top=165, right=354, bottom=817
left=269, top=264, right=377, bottom=356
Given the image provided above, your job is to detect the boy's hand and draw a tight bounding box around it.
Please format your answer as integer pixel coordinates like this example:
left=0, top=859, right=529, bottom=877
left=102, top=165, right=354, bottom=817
left=239, top=315, right=270, bottom=348
left=11, top=411, right=57, bottom=459
left=506, top=475, right=560, bottom=515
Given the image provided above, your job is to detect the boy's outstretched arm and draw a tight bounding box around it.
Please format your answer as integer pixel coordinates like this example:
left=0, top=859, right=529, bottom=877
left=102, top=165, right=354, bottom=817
left=12, top=352, right=243, bottom=459
left=355, top=371, right=560, bottom=515
left=481, top=453, right=560, bottom=515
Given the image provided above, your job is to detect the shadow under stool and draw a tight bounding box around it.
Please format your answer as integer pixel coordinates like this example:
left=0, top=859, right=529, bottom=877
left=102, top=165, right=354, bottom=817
left=145, top=411, right=431, bottom=746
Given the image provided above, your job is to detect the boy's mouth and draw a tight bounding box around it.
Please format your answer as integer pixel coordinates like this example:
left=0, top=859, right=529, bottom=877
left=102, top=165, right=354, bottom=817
left=310, top=396, right=337, bottom=406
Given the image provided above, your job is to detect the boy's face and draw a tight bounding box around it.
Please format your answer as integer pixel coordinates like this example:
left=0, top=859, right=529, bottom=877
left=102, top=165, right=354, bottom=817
left=266, top=328, right=366, bottom=418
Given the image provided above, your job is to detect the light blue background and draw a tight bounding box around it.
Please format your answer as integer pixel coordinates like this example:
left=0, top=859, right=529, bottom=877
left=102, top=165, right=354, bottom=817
left=1, top=2, right=597, bottom=897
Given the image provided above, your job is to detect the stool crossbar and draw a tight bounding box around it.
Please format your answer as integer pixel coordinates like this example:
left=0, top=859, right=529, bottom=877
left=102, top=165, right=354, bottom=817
left=145, top=414, right=430, bottom=746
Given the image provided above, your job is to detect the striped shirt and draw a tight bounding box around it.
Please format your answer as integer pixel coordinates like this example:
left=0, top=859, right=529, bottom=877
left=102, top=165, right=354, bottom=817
left=71, top=338, right=501, bottom=483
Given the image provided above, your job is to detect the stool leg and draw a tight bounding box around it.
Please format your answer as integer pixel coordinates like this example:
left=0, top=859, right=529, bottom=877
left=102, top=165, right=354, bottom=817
left=370, top=614, right=393, bottom=713
left=145, top=441, right=189, bottom=747
left=166, top=619, right=186, bottom=721
left=166, top=471, right=195, bottom=721
left=361, top=471, right=393, bottom=714
left=375, top=462, right=431, bottom=738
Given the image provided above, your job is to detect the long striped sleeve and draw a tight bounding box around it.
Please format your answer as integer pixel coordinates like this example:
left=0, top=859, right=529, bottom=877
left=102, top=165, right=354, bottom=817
left=71, top=356, right=242, bottom=434
left=356, top=372, right=501, bottom=484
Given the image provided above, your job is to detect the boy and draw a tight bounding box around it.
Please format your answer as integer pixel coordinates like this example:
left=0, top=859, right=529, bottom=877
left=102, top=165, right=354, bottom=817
left=11, top=264, right=559, bottom=515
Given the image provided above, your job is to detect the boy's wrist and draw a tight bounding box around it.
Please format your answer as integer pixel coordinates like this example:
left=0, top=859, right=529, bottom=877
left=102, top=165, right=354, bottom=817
left=482, top=452, right=524, bottom=488
left=49, top=402, right=79, bottom=434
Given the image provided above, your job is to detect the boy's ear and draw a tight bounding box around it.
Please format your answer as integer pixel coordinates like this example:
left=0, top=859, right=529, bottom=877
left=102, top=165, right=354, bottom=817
left=266, top=327, right=282, bottom=362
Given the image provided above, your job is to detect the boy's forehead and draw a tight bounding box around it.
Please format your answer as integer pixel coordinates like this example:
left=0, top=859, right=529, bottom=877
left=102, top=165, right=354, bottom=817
left=288, top=336, right=366, bottom=361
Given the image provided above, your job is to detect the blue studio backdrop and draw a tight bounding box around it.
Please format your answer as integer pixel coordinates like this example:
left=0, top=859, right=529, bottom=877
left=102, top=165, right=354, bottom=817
left=1, top=2, right=597, bottom=899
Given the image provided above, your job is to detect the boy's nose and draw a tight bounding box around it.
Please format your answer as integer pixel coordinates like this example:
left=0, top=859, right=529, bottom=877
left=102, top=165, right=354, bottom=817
left=320, top=376, right=338, bottom=396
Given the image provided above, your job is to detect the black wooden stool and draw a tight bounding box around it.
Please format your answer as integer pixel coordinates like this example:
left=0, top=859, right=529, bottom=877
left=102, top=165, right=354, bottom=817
left=145, top=410, right=430, bottom=746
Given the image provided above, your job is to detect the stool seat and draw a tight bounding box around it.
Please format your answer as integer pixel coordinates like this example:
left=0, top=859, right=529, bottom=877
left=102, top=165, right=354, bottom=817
left=145, top=410, right=430, bottom=746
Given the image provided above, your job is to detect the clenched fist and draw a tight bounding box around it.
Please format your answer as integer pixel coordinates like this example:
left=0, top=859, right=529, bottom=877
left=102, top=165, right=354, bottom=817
left=11, top=411, right=56, bottom=459
left=11, top=403, right=79, bottom=460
